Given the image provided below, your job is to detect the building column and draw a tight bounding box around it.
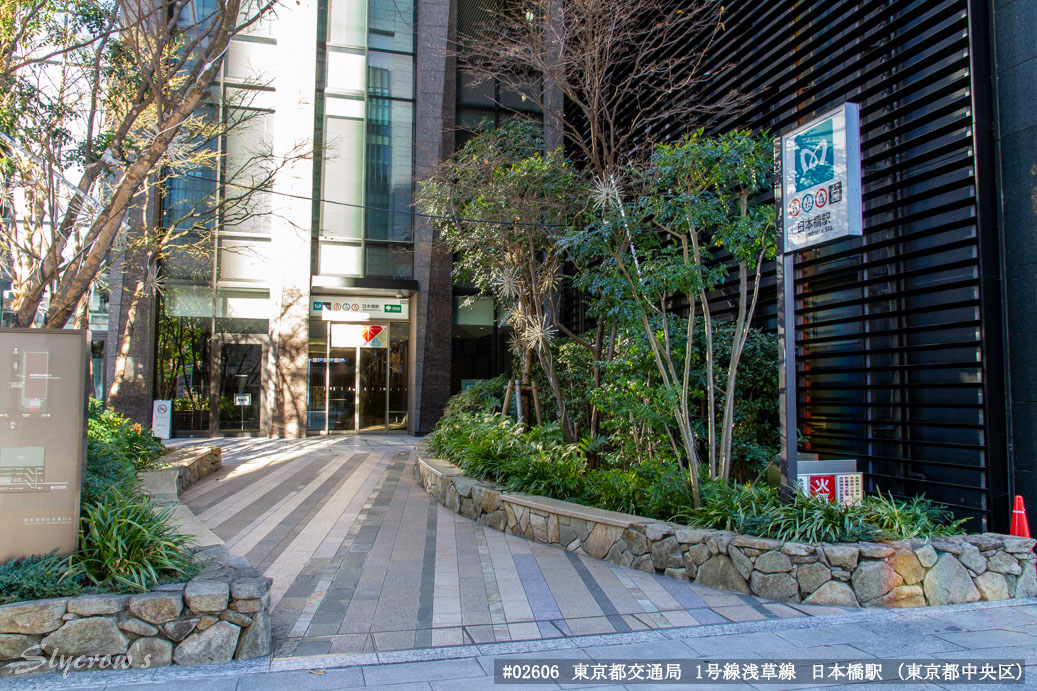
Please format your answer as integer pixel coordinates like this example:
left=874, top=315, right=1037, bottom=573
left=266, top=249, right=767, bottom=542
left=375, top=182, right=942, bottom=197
left=409, top=0, right=455, bottom=435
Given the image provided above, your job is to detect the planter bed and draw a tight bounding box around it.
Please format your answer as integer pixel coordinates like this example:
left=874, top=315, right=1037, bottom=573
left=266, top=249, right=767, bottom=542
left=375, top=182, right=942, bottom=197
left=418, top=454, right=1037, bottom=608
left=0, top=545, right=271, bottom=676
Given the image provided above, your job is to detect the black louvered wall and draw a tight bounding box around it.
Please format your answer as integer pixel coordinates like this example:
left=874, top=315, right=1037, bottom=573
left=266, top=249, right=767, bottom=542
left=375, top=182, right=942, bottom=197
left=663, top=0, right=1008, bottom=530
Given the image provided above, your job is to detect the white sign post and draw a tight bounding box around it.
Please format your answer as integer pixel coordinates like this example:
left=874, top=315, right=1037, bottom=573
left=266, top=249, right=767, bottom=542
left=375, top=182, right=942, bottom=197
left=776, top=103, right=863, bottom=495
left=152, top=400, right=172, bottom=440
left=781, top=103, right=862, bottom=252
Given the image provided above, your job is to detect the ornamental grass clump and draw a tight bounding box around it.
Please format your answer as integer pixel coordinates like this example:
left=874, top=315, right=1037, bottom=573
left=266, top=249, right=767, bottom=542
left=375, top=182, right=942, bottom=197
left=678, top=481, right=970, bottom=543
left=71, top=488, right=199, bottom=592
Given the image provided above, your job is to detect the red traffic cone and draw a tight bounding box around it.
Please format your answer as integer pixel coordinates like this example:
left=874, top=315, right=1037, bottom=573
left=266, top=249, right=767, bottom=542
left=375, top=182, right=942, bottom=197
left=1010, top=495, right=1031, bottom=539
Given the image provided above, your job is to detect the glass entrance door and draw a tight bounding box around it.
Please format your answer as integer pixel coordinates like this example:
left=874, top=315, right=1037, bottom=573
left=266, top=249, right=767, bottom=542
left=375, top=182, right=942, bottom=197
left=328, top=350, right=357, bottom=431
left=306, top=320, right=407, bottom=433
left=358, top=349, right=387, bottom=431
left=218, top=342, right=262, bottom=434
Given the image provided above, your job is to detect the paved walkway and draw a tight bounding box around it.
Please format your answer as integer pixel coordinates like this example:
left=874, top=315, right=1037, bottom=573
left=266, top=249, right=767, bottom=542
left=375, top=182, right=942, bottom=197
left=3, top=437, right=1036, bottom=689
left=4, top=598, right=1036, bottom=689
left=176, top=437, right=840, bottom=657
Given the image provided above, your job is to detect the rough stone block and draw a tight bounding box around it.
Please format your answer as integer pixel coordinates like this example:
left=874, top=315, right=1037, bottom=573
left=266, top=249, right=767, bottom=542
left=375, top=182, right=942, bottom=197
left=67, top=595, right=129, bottom=618
left=664, top=568, right=688, bottom=581
left=528, top=512, right=549, bottom=543
left=973, top=571, right=1010, bottom=601
left=605, top=540, right=633, bottom=568
left=0, top=600, right=66, bottom=635
left=481, top=488, right=502, bottom=514
left=888, top=550, right=925, bottom=585
left=196, top=615, right=219, bottom=631
left=127, top=637, right=173, bottom=669
left=118, top=618, right=158, bottom=637
left=923, top=553, right=980, bottom=605
left=0, top=633, right=37, bottom=661
left=674, top=528, right=714, bottom=545
left=987, top=552, right=1023, bottom=575
left=235, top=609, right=270, bottom=660
left=172, top=621, right=240, bottom=666
left=823, top=544, right=860, bottom=571
left=558, top=523, right=578, bottom=547
left=582, top=523, right=617, bottom=560
left=964, top=534, right=1003, bottom=551
left=1013, top=566, right=1037, bottom=598
left=851, top=561, right=903, bottom=603
left=220, top=610, right=252, bottom=627
left=458, top=497, right=478, bottom=520
left=930, top=538, right=963, bottom=555
left=162, top=618, right=200, bottom=642
left=750, top=571, right=800, bottom=602
left=184, top=580, right=229, bottom=614
left=1001, top=536, right=1036, bottom=553
left=651, top=536, right=684, bottom=570
left=858, top=543, right=894, bottom=559
left=230, top=577, right=271, bottom=601
left=481, top=510, right=507, bottom=532
left=631, top=554, right=654, bottom=572
left=731, top=536, right=781, bottom=551
left=780, top=542, right=814, bottom=557
left=41, top=617, right=128, bottom=656
left=755, top=550, right=793, bottom=574
left=957, top=543, right=987, bottom=575
left=128, top=593, right=183, bottom=625
left=230, top=599, right=263, bottom=614
left=687, top=543, right=712, bottom=566
left=695, top=556, right=749, bottom=593
left=727, top=546, right=753, bottom=581
left=644, top=522, right=674, bottom=542
left=622, top=527, right=650, bottom=556
left=797, top=562, right=832, bottom=597
left=863, top=585, right=925, bottom=608
left=914, top=544, right=938, bottom=568
left=803, top=580, right=858, bottom=607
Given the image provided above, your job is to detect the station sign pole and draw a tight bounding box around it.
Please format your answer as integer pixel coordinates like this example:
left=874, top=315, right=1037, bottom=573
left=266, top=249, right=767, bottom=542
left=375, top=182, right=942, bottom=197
left=776, top=103, right=863, bottom=497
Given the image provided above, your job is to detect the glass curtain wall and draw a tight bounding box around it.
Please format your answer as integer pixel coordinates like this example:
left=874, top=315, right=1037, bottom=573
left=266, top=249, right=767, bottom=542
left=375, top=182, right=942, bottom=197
left=314, top=0, right=414, bottom=280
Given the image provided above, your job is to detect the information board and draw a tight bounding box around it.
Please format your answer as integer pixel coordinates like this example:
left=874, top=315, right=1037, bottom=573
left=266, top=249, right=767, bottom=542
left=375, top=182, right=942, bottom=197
left=0, top=329, right=87, bottom=562
left=781, top=103, right=862, bottom=252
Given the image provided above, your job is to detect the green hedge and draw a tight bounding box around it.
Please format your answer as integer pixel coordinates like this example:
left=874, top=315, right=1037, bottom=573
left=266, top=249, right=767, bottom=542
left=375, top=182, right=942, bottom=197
left=430, top=410, right=969, bottom=542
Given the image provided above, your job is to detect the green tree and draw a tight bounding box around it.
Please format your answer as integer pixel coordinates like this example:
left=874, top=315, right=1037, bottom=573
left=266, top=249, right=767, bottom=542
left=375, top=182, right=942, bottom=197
left=567, top=131, right=775, bottom=505
left=0, top=0, right=275, bottom=328
left=419, top=121, right=587, bottom=442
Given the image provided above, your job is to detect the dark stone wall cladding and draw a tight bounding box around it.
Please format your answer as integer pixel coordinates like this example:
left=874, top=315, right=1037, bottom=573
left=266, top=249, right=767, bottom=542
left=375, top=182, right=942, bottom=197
left=419, top=457, right=1037, bottom=608
left=0, top=546, right=271, bottom=675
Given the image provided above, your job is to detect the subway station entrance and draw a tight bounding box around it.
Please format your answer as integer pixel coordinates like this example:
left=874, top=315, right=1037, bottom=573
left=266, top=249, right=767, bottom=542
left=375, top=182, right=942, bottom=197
left=306, top=296, right=409, bottom=434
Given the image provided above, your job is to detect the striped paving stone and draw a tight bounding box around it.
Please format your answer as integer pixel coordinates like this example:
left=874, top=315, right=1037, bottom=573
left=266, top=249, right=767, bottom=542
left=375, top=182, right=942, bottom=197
left=179, top=436, right=842, bottom=659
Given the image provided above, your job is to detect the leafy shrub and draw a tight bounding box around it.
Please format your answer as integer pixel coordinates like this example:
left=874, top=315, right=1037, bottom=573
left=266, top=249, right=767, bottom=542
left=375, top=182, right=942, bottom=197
left=431, top=407, right=968, bottom=542
left=581, top=468, right=645, bottom=515
left=440, top=374, right=510, bottom=424
left=84, top=397, right=165, bottom=506
left=88, top=397, right=165, bottom=471
left=71, top=488, right=199, bottom=592
left=0, top=552, right=84, bottom=605
left=678, top=481, right=969, bottom=543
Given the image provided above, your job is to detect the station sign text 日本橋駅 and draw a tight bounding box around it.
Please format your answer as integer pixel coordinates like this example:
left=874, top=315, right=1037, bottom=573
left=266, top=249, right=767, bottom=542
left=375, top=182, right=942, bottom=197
left=780, top=103, right=862, bottom=252
left=310, top=296, right=409, bottom=321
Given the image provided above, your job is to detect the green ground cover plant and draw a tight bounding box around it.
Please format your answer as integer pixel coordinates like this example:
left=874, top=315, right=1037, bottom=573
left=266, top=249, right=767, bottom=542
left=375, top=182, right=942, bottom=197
left=0, top=399, right=198, bottom=603
left=429, top=408, right=970, bottom=542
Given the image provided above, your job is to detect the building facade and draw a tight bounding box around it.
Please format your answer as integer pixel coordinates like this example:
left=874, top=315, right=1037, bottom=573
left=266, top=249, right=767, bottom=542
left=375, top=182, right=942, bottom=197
left=97, top=0, right=1033, bottom=530
left=103, top=0, right=455, bottom=437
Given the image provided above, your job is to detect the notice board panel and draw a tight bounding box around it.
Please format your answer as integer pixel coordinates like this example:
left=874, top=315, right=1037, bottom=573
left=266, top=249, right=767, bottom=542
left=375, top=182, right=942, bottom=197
left=0, top=329, right=88, bottom=562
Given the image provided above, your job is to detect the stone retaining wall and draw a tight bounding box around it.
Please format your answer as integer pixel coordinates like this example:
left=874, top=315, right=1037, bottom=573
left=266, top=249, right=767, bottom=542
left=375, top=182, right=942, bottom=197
left=156, top=446, right=223, bottom=492
left=0, top=546, right=271, bottom=676
left=418, top=455, right=1037, bottom=608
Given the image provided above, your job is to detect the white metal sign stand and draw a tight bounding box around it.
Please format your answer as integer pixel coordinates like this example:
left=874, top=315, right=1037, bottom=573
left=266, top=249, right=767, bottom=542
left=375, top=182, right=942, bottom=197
left=776, top=103, right=863, bottom=495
